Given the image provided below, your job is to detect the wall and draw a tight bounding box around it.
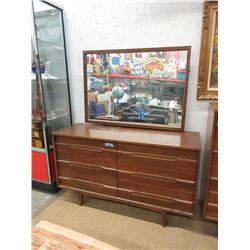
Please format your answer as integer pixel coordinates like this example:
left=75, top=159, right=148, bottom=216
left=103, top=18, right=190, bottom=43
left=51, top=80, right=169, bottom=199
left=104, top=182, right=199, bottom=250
left=53, top=0, right=210, bottom=200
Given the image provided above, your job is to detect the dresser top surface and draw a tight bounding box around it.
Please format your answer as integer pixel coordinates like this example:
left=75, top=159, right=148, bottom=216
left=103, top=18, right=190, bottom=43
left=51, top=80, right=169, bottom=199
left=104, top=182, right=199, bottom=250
left=53, top=123, right=201, bottom=151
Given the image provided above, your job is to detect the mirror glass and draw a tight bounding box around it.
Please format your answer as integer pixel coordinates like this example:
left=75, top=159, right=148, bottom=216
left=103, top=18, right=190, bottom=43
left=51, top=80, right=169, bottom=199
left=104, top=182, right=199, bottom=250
left=84, top=47, right=190, bottom=130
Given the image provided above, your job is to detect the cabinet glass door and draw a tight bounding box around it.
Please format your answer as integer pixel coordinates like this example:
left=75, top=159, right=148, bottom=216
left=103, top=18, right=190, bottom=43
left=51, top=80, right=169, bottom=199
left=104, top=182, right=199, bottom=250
left=32, top=0, right=72, bottom=146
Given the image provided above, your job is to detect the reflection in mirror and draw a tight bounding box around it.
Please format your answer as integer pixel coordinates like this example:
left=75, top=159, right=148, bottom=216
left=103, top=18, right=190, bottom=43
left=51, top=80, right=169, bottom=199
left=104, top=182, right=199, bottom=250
left=84, top=47, right=190, bottom=130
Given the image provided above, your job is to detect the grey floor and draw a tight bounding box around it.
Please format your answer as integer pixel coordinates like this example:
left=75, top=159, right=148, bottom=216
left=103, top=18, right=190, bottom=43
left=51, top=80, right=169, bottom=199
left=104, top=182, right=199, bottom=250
left=32, top=189, right=63, bottom=217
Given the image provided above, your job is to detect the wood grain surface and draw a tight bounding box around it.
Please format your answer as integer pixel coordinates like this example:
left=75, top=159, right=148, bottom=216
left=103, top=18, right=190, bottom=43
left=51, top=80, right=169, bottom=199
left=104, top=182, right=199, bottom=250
left=32, top=220, right=119, bottom=250
left=53, top=123, right=200, bottom=151
left=53, top=123, right=201, bottom=225
left=204, top=103, right=218, bottom=221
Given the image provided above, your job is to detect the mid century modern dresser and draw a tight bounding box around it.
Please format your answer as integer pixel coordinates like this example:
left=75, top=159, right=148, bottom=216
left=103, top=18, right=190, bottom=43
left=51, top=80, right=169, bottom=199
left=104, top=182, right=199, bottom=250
left=53, top=123, right=201, bottom=226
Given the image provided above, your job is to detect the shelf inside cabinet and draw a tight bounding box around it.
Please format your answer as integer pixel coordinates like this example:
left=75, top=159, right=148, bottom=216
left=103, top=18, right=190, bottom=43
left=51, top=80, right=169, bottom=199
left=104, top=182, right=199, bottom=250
left=32, top=135, right=44, bottom=139
left=32, top=147, right=46, bottom=153
left=32, top=127, right=43, bottom=131
left=37, top=39, right=64, bottom=51
left=89, top=73, right=185, bottom=83
left=46, top=113, right=69, bottom=121
left=31, top=74, right=58, bottom=80
left=32, top=119, right=42, bottom=123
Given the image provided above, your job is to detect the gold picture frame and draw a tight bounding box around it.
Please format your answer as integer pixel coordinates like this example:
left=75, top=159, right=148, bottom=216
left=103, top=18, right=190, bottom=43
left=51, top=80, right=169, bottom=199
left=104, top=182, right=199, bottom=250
left=197, top=1, right=218, bottom=100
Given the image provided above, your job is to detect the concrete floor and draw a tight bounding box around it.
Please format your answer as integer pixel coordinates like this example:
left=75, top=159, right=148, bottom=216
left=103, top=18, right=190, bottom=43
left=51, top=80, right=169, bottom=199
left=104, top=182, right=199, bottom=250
left=32, top=189, right=62, bottom=217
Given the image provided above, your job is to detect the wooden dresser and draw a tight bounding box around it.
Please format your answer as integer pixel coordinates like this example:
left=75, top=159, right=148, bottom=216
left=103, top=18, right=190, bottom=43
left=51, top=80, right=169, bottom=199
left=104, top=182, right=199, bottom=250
left=53, top=123, right=201, bottom=226
left=204, top=103, right=218, bottom=221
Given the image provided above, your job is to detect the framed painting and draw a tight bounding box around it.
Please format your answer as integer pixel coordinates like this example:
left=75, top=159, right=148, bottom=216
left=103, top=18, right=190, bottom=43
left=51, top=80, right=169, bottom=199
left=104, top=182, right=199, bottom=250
left=197, top=1, right=218, bottom=100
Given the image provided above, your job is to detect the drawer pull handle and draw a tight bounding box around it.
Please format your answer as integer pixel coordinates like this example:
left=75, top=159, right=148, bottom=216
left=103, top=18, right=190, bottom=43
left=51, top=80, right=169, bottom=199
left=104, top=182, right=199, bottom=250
left=132, top=153, right=177, bottom=162
left=57, top=160, right=109, bottom=171
left=69, top=163, right=103, bottom=171
left=57, top=160, right=70, bottom=164
left=132, top=192, right=175, bottom=203
left=131, top=191, right=193, bottom=205
left=119, top=170, right=194, bottom=184
left=66, top=144, right=103, bottom=153
left=131, top=173, right=177, bottom=183
left=130, top=152, right=195, bottom=163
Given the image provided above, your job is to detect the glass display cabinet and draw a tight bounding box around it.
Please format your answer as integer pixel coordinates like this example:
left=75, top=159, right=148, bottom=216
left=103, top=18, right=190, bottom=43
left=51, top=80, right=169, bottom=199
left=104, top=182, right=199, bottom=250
left=32, top=0, right=72, bottom=192
left=83, top=46, right=191, bottom=131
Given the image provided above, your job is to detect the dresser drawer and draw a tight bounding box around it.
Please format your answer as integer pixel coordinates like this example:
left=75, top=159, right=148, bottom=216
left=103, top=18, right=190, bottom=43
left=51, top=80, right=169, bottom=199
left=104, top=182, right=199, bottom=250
left=211, top=152, right=218, bottom=178
left=118, top=143, right=197, bottom=160
left=206, top=204, right=218, bottom=220
left=57, top=161, right=117, bottom=187
left=55, top=142, right=117, bottom=169
left=214, top=128, right=218, bottom=152
left=119, top=189, right=193, bottom=215
left=209, top=178, right=218, bottom=192
left=55, top=136, right=117, bottom=150
left=59, top=177, right=117, bottom=197
left=118, top=172, right=194, bottom=202
left=208, top=191, right=218, bottom=205
left=118, top=151, right=197, bottom=181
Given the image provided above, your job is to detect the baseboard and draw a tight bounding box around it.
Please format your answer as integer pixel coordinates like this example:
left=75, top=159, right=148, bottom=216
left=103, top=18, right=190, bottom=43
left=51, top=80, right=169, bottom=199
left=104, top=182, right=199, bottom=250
left=32, top=180, right=60, bottom=194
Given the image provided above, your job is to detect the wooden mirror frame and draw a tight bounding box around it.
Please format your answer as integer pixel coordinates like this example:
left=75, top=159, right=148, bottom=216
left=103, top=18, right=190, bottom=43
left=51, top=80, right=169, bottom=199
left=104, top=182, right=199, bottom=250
left=197, top=1, right=218, bottom=100
left=83, top=46, right=191, bottom=132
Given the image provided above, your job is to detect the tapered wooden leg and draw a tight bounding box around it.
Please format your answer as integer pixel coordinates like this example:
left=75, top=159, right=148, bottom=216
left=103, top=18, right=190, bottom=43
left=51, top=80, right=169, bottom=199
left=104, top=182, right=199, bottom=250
left=78, top=193, right=84, bottom=206
left=161, top=211, right=167, bottom=227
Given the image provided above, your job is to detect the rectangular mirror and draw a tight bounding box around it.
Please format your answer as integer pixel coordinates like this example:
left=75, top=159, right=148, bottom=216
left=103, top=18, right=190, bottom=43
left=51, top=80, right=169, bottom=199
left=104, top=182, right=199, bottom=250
left=83, top=46, right=191, bottom=131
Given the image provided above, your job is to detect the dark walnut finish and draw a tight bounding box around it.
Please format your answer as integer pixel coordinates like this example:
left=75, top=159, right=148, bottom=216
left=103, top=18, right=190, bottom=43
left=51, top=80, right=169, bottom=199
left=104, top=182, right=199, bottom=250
left=53, top=123, right=201, bottom=226
left=204, top=103, right=218, bottom=221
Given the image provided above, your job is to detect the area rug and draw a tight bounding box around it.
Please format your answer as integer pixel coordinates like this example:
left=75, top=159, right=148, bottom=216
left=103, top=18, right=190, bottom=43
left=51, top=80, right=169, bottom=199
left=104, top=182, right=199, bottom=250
left=33, top=190, right=218, bottom=250
left=32, top=220, right=119, bottom=250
